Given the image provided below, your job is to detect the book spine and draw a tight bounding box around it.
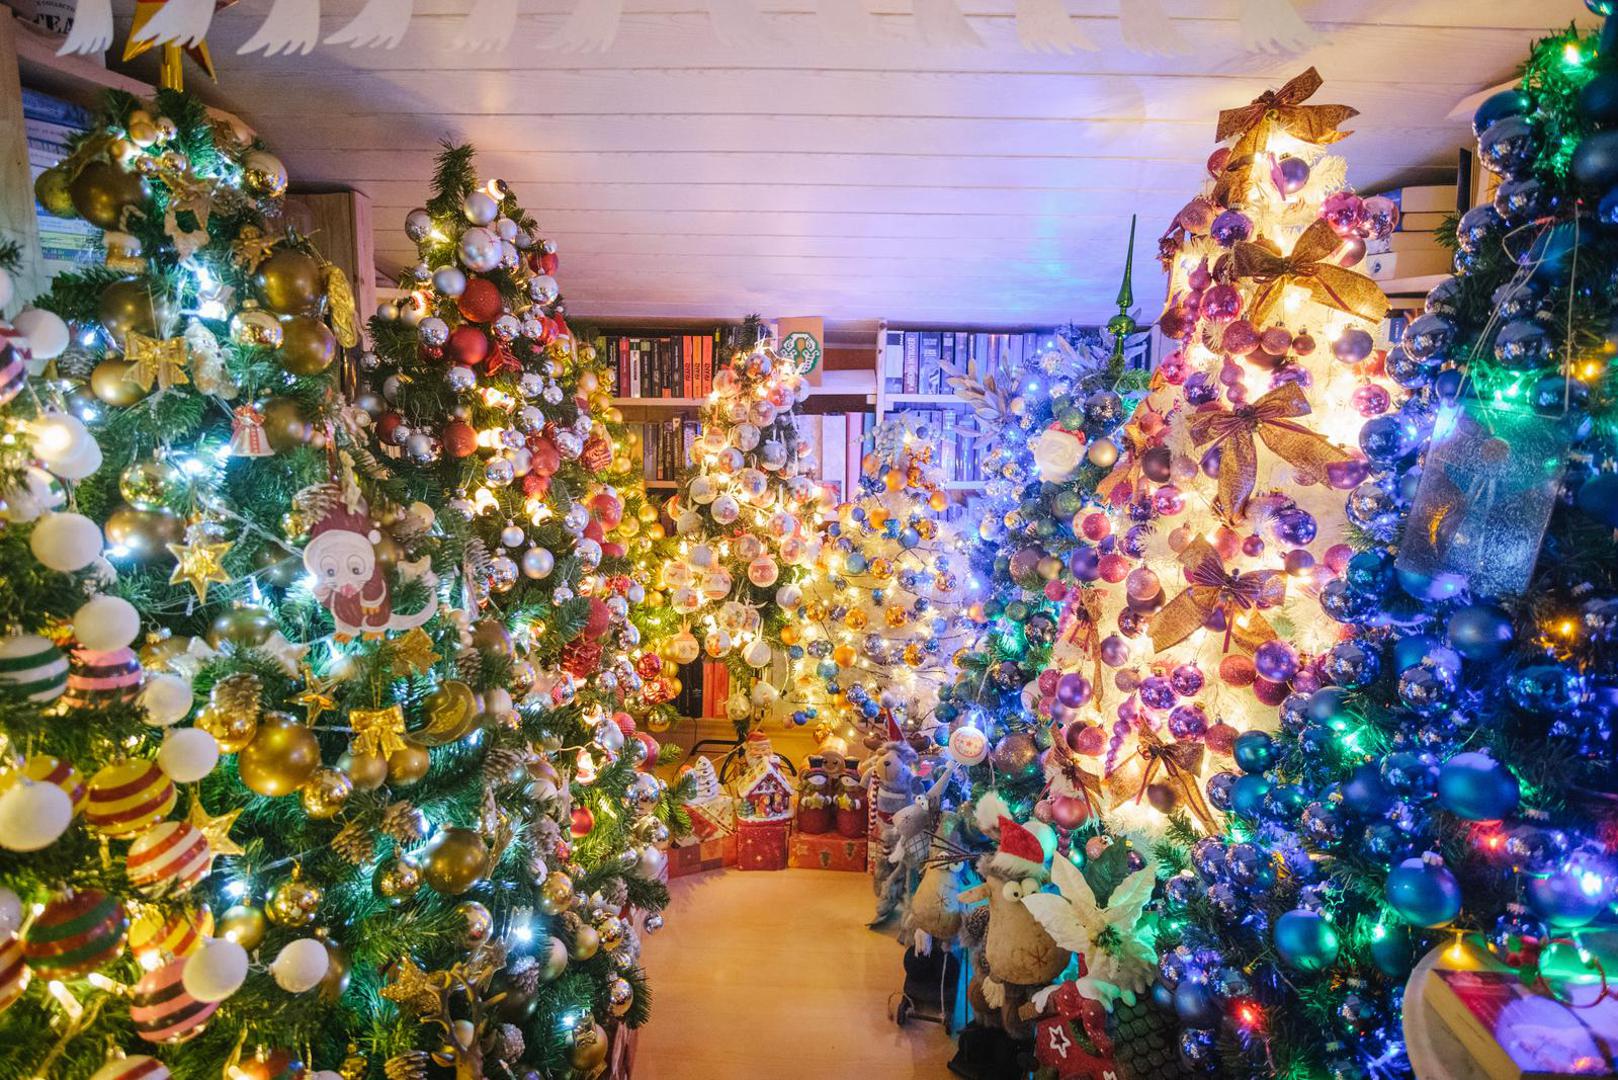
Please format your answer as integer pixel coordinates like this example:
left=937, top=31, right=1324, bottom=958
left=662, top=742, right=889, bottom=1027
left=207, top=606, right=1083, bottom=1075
left=931, top=333, right=951, bottom=395
left=903, top=332, right=920, bottom=394
left=883, top=330, right=904, bottom=395
left=682, top=335, right=693, bottom=398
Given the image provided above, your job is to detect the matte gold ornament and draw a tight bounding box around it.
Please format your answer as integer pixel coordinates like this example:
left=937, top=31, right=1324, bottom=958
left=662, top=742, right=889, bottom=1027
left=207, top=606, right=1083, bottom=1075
left=336, top=746, right=387, bottom=791
left=70, top=160, right=150, bottom=229
left=99, top=277, right=167, bottom=339
left=229, top=302, right=283, bottom=349
left=241, top=150, right=288, bottom=199
left=469, top=618, right=513, bottom=657
left=207, top=604, right=276, bottom=648
left=217, top=903, right=268, bottom=950
left=260, top=396, right=310, bottom=452
left=421, top=826, right=488, bottom=894
left=537, top=935, right=568, bottom=981
left=167, top=535, right=233, bottom=602
left=413, top=681, right=477, bottom=746
left=105, top=504, right=184, bottom=562
left=454, top=900, right=492, bottom=945
left=90, top=358, right=149, bottom=406
left=237, top=714, right=321, bottom=797
left=34, top=166, right=74, bottom=217
left=538, top=871, right=573, bottom=915
left=566, top=920, right=600, bottom=961
left=569, top=1021, right=609, bottom=1072
left=318, top=939, right=350, bottom=1001
left=375, top=857, right=422, bottom=903
left=299, top=766, right=353, bottom=819
left=276, top=315, right=336, bottom=376
left=253, top=248, right=324, bottom=315
left=119, top=459, right=184, bottom=511
left=267, top=870, right=322, bottom=926
left=386, top=742, right=430, bottom=786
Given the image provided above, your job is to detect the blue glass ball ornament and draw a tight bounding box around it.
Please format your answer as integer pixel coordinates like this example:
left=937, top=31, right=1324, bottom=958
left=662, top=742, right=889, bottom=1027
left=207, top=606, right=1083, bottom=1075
left=1206, top=771, right=1238, bottom=812
left=1384, top=346, right=1436, bottom=390
left=1301, top=801, right=1345, bottom=844
left=1582, top=71, right=1618, bottom=124
left=1401, top=313, right=1456, bottom=362
left=1398, top=663, right=1458, bottom=717
left=1506, top=824, right=1570, bottom=877
left=1577, top=473, right=1618, bottom=528
left=1324, top=640, right=1381, bottom=689
left=1320, top=577, right=1376, bottom=623
left=1574, top=129, right=1618, bottom=190
left=1364, top=821, right=1416, bottom=861
left=1307, top=687, right=1356, bottom=729
left=1341, top=761, right=1394, bottom=816
left=1432, top=367, right=1468, bottom=402
left=1477, top=115, right=1539, bottom=179
left=1345, top=551, right=1393, bottom=593
left=1359, top=415, right=1415, bottom=464
left=1425, top=275, right=1463, bottom=316
left=1385, top=855, right=1463, bottom=928
left=1532, top=373, right=1590, bottom=418
left=1493, top=319, right=1553, bottom=371
left=1336, top=993, right=1380, bottom=1037
left=1446, top=604, right=1515, bottom=661
left=1525, top=851, right=1614, bottom=930
left=1381, top=750, right=1441, bottom=798
left=1274, top=909, right=1340, bottom=973
left=1210, top=966, right=1251, bottom=1000
left=1487, top=905, right=1544, bottom=966
left=1298, top=725, right=1335, bottom=757
left=1589, top=0, right=1616, bottom=15
left=1437, top=752, right=1520, bottom=822
left=1163, top=872, right=1202, bottom=908
left=1369, top=922, right=1414, bottom=979
left=1494, top=278, right=1544, bottom=321
left=1190, top=837, right=1227, bottom=880
left=1525, top=219, right=1582, bottom=281
left=1207, top=881, right=1244, bottom=922
left=1345, top=481, right=1403, bottom=543
left=1495, top=177, right=1552, bottom=224
left=1456, top=204, right=1502, bottom=254
left=845, top=551, right=868, bottom=573
left=1229, top=774, right=1272, bottom=817
left=1391, top=633, right=1443, bottom=673
left=1278, top=693, right=1313, bottom=734
left=1266, top=783, right=1308, bottom=821
left=1397, top=565, right=1466, bottom=603
left=1151, top=981, right=1175, bottom=1012
left=1172, top=982, right=1223, bottom=1028
left=1225, top=842, right=1264, bottom=886
left=1473, top=88, right=1532, bottom=137
left=1232, top=730, right=1277, bottom=775
left=1599, top=185, right=1618, bottom=228
left=1509, top=663, right=1578, bottom=712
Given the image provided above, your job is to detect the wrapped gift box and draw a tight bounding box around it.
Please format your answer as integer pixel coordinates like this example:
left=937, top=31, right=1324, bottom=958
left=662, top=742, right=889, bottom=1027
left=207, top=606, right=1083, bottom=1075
left=789, top=831, right=868, bottom=872
left=667, top=832, right=737, bottom=879
left=736, top=819, right=790, bottom=871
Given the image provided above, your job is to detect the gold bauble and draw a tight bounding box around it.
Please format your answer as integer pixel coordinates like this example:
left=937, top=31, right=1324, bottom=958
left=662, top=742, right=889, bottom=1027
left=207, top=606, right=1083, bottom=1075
left=90, top=358, right=149, bottom=406
left=1086, top=438, right=1119, bottom=468
left=98, top=277, right=167, bottom=339
left=207, top=604, right=277, bottom=649
left=300, top=766, right=353, bottom=819
left=421, top=826, right=489, bottom=895
left=35, top=166, right=74, bottom=217
left=140, top=633, right=194, bottom=670
left=637, top=503, right=659, bottom=525
left=607, top=977, right=633, bottom=1017
left=337, top=747, right=388, bottom=791
left=119, top=459, right=184, bottom=511
left=218, top=904, right=268, bottom=950
left=386, top=742, right=431, bottom=786
left=319, top=940, right=351, bottom=1001
left=260, top=395, right=310, bottom=452
left=414, top=680, right=477, bottom=746
left=372, top=532, right=401, bottom=573
left=569, top=1022, right=609, bottom=1071
left=241, top=150, right=289, bottom=199
left=537, top=935, right=568, bottom=982
left=229, top=303, right=284, bottom=349
left=238, top=714, right=322, bottom=797
left=277, top=315, right=337, bottom=376
left=469, top=617, right=513, bottom=657
left=104, top=504, right=184, bottom=562
left=455, top=900, right=493, bottom=945
left=266, top=873, right=323, bottom=926
left=538, top=871, right=574, bottom=915
left=375, top=857, right=422, bottom=903
left=253, top=248, right=324, bottom=315
left=199, top=704, right=258, bottom=753
left=69, top=161, right=150, bottom=230
left=127, top=116, right=159, bottom=148
left=567, top=922, right=600, bottom=961
left=595, top=914, right=626, bottom=952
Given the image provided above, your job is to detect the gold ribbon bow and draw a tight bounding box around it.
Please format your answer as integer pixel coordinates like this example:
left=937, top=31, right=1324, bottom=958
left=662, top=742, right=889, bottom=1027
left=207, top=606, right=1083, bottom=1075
left=349, top=703, right=408, bottom=759
left=1148, top=538, right=1282, bottom=654
left=1058, top=587, right=1107, bottom=709
left=125, top=331, right=191, bottom=390
left=1187, top=381, right=1352, bottom=520
left=1216, top=67, right=1358, bottom=160
left=1133, top=725, right=1217, bottom=832
left=1231, top=218, right=1390, bottom=328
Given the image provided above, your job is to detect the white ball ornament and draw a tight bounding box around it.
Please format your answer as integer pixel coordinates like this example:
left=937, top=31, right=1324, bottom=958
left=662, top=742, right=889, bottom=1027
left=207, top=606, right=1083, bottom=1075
left=751, top=680, right=779, bottom=707
left=139, top=674, right=193, bottom=727
left=30, top=511, right=102, bottom=571
left=463, top=190, right=499, bottom=225
left=1, top=466, right=64, bottom=523
left=183, top=937, right=249, bottom=1002
left=0, top=887, right=20, bottom=935
left=775, top=583, right=802, bottom=610
left=30, top=412, right=91, bottom=471
left=747, top=556, right=778, bottom=588
left=459, top=227, right=501, bottom=272
left=529, top=274, right=559, bottom=304
left=688, top=544, right=714, bottom=568
left=495, top=216, right=519, bottom=241
left=404, top=207, right=433, bottom=241
left=270, top=938, right=328, bottom=993
left=433, top=266, right=467, bottom=297
left=73, top=594, right=140, bottom=651
left=13, top=308, right=69, bottom=362
left=521, top=547, right=555, bottom=580
left=674, top=510, right=702, bottom=536
left=50, top=436, right=102, bottom=482
left=710, top=494, right=740, bottom=525
left=157, top=727, right=219, bottom=783
left=0, top=779, right=71, bottom=851
left=743, top=638, right=772, bottom=668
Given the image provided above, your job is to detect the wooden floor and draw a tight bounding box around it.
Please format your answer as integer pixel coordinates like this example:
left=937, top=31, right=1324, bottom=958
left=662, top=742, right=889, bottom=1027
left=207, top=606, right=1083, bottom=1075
left=636, top=868, right=958, bottom=1079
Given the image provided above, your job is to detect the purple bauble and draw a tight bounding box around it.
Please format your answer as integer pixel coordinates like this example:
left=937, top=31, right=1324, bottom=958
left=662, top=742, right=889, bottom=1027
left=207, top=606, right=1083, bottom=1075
left=1068, top=545, right=1100, bottom=582
left=1284, top=549, right=1316, bottom=575
left=1332, top=328, right=1375, bottom=364
left=1352, top=383, right=1392, bottom=417
left=1200, top=444, right=1223, bottom=479
left=1274, top=156, right=1311, bottom=195
left=1187, top=258, right=1213, bottom=292
left=1254, top=640, right=1300, bottom=683
left=1361, top=195, right=1401, bottom=239
left=1055, top=672, right=1093, bottom=708
left=1200, top=284, right=1242, bottom=323
left=1121, top=524, right=1151, bottom=558
left=1242, top=534, right=1265, bottom=557
left=1209, top=209, right=1253, bottom=247
left=1335, top=236, right=1367, bottom=267
left=1183, top=372, right=1219, bottom=406
left=1221, top=319, right=1261, bottom=355
left=1169, top=704, right=1210, bottom=739
left=1272, top=507, right=1318, bottom=548
left=1140, top=676, right=1177, bottom=711
left=1260, top=326, right=1293, bottom=356
left=1326, top=457, right=1371, bottom=489
left=1099, top=635, right=1131, bottom=668
left=1171, top=663, right=1205, bottom=697
left=1152, top=485, right=1186, bottom=517
left=1322, top=191, right=1366, bottom=236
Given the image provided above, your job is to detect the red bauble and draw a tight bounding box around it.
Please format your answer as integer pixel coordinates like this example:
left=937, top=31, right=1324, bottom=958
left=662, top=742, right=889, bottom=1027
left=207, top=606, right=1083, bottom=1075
left=584, top=596, right=611, bottom=640
left=376, top=412, right=404, bottom=445
left=527, top=437, right=560, bottom=477
left=1218, top=654, right=1256, bottom=688
left=583, top=520, right=604, bottom=543
left=456, top=278, right=503, bottom=324
left=539, top=251, right=559, bottom=275
left=447, top=325, right=490, bottom=367
left=1204, top=722, right=1238, bottom=755
left=591, top=491, right=623, bottom=529
left=570, top=806, right=594, bottom=837
left=601, top=541, right=625, bottom=560
left=613, top=711, right=636, bottom=735
left=443, top=420, right=479, bottom=458
left=1252, top=676, right=1289, bottom=706
left=522, top=473, right=551, bottom=498
left=636, top=653, right=662, bottom=678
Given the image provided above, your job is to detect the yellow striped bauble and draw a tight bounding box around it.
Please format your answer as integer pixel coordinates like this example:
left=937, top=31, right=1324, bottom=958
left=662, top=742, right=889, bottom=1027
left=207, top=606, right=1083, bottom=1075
left=0, top=753, right=85, bottom=812
left=129, top=905, right=212, bottom=968
left=85, top=758, right=176, bottom=838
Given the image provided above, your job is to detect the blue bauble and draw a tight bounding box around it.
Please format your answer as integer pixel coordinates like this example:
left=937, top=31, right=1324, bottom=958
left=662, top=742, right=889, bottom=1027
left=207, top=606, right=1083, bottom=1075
left=1581, top=71, right=1618, bottom=124
left=1425, top=275, right=1463, bottom=316
left=1341, top=762, right=1394, bottom=816
left=1398, top=663, right=1457, bottom=717
left=1532, top=374, right=1590, bottom=419
left=1320, top=578, right=1373, bottom=624
left=1494, top=319, right=1553, bottom=371
left=1577, top=473, right=1618, bottom=528
left=1232, top=730, right=1276, bottom=775
left=1173, top=982, right=1222, bottom=1028
left=1307, top=687, right=1355, bottom=729
left=1228, top=774, right=1272, bottom=817
left=1205, top=771, right=1239, bottom=811
left=1525, top=219, right=1581, bottom=281
left=1525, top=866, right=1610, bottom=930
left=1265, top=783, right=1308, bottom=820
left=1369, top=923, right=1414, bottom=979
left=1473, top=88, right=1532, bottom=137
left=1324, top=640, right=1381, bottom=689
left=1599, top=184, right=1618, bottom=228
left=1345, top=481, right=1403, bottom=542
left=1381, top=750, right=1441, bottom=797
left=1437, top=752, right=1520, bottom=822
left=1446, top=604, right=1515, bottom=661
left=1150, top=980, right=1175, bottom=1012
left=1455, top=204, right=1501, bottom=254
left=1397, top=565, right=1466, bottom=602
left=1273, top=909, right=1341, bottom=973
left=1345, top=551, right=1392, bottom=593
left=1509, top=663, right=1577, bottom=712
left=1574, top=129, right=1618, bottom=190
left=1493, top=278, right=1544, bottom=321
left=1359, top=415, right=1415, bottom=464
left=1400, top=313, right=1456, bottom=362
left=1496, top=177, right=1552, bottom=224
left=1384, top=346, right=1436, bottom=389
left=1478, top=115, right=1539, bottom=179
left=1178, top=1028, right=1218, bottom=1069
left=1392, top=632, right=1443, bottom=673
left=1433, top=367, right=1468, bottom=402
left=1385, top=856, right=1463, bottom=928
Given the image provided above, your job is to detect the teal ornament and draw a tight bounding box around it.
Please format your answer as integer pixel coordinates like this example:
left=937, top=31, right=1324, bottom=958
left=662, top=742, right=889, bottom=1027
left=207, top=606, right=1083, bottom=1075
left=1306, top=687, right=1355, bottom=729
left=1369, top=923, right=1413, bottom=979
left=1445, top=604, right=1515, bottom=661
left=1573, top=130, right=1618, bottom=190
left=1392, top=632, right=1443, bottom=673
left=1473, top=88, right=1531, bottom=137
left=1273, top=909, right=1340, bottom=973
left=1385, top=855, right=1463, bottom=928
left=1580, top=72, right=1618, bottom=125
left=1228, top=774, right=1272, bottom=817
left=1232, top=730, right=1276, bottom=775
left=1437, top=752, right=1519, bottom=822
left=1525, top=852, right=1613, bottom=929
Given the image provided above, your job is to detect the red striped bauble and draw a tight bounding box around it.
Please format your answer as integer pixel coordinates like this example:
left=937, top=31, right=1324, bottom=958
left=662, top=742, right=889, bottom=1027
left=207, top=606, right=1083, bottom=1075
left=89, top=1055, right=172, bottom=1080
left=84, top=758, right=175, bottom=838
left=0, top=753, right=86, bottom=813
left=21, top=889, right=127, bottom=978
left=62, top=646, right=144, bottom=710
left=0, top=932, right=29, bottom=1013
left=129, top=905, right=212, bottom=967
left=131, top=955, right=218, bottom=1043
left=126, top=821, right=214, bottom=898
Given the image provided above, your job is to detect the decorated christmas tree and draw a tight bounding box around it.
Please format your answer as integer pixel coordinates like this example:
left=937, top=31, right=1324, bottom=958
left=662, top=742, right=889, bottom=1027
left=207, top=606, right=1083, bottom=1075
left=1154, top=19, right=1618, bottom=1078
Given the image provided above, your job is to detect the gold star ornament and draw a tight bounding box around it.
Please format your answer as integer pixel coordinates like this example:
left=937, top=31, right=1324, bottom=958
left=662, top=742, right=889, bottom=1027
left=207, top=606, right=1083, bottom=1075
left=187, top=795, right=245, bottom=858
left=168, top=536, right=233, bottom=602
left=294, top=662, right=339, bottom=725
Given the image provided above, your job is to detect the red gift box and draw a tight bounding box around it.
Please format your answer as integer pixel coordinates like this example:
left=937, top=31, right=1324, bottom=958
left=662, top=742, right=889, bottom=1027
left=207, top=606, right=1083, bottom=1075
left=789, top=831, right=868, bottom=872
left=668, top=833, right=737, bottom=879
left=736, top=819, right=790, bottom=871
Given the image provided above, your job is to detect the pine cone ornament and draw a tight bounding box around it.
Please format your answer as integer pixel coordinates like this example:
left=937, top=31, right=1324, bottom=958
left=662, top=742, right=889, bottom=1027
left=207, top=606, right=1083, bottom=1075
left=602, top=878, right=629, bottom=909
left=505, top=954, right=541, bottom=995
left=292, top=482, right=343, bottom=523
left=560, top=637, right=605, bottom=679
left=381, top=800, right=430, bottom=844
left=331, top=821, right=375, bottom=865
left=493, top=1023, right=525, bottom=1062
left=211, top=671, right=263, bottom=716
left=481, top=746, right=525, bottom=785
left=383, top=1052, right=431, bottom=1080
left=455, top=646, right=484, bottom=686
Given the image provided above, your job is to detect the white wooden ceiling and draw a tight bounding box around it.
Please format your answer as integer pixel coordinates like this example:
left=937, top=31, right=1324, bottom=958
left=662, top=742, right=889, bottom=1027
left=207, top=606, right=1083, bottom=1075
left=120, top=0, right=1591, bottom=324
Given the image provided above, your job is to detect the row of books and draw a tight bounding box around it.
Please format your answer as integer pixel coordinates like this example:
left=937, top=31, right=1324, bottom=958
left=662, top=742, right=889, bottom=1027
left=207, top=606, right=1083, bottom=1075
left=667, top=660, right=733, bottom=719
left=799, top=412, right=877, bottom=506
left=881, top=329, right=1060, bottom=395
left=1363, top=183, right=1454, bottom=285
left=604, top=331, right=723, bottom=399
left=638, top=419, right=700, bottom=483
left=24, top=88, right=100, bottom=279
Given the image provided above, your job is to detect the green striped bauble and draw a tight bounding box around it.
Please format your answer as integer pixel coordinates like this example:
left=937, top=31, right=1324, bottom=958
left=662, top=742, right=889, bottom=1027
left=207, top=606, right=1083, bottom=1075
left=0, top=633, right=67, bottom=702
left=21, top=888, right=127, bottom=978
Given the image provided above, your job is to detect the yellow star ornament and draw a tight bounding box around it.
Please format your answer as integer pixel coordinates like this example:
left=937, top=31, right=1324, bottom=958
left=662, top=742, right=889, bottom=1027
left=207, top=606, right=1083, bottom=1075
left=168, top=537, right=233, bottom=602
left=187, top=796, right=245, bottom=858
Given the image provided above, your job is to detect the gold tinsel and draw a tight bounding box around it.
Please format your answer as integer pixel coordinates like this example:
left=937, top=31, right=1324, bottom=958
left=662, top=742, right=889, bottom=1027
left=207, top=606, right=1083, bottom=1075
left=330, top=820, right=375, bottom=865
left=338, top=1044, right=368, bottom=1080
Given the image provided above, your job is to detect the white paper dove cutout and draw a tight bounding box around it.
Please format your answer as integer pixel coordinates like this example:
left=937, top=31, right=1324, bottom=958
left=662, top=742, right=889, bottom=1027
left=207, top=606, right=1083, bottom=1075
left=703, top=0, right=776, bottom=46
left=325, top=0, right=414, bottom=48
left=816, top=0, right=875, bottom=46
left=552, top=0, right=623, bottom=51
left=1117, top=0, right=1188, bottom=56
left=57, top=0, right=114, bottom=55
left=239, top=0, right=322, bottom=55
left=455, top=0, right=519, bottom=51
left=131, top=0, right=218, bottom=47
left=1237, top=0, right=1320, bottom=54
left=1021, top=855, right=1158, bottom=1009
left=1014, top=0, right=1094, bottom=54
left=912, top=0, right=981, bottom=48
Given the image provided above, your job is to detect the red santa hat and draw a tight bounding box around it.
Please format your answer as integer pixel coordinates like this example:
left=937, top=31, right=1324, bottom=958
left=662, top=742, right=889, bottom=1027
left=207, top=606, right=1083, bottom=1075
left=991, top=815, right=1055, bottom=879
left=308, top=503, right=381, bottom=546
left=885, top=712, right=904, bottom=744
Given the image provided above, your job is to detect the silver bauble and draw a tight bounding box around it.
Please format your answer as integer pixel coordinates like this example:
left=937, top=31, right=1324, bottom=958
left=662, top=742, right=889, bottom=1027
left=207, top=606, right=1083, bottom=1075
left=354, top=391, right=384, bottom=418
left=500, top=241, right=520, bottom=269
left=458, top=227, right=501, bottom=272
left=529, top=275, right=559, bottom=304
left=500, top=523, right=526, bottom=547
left=433, top=266, right=467, bottom=297
left=488, top=555, right=518, bottom=592
left=555, top=431, right=583, bottom=459
left=376, top=301, right=399, bottom=321
left=406, top=433, right=440, bottom=464
left=418, top=317, right=450, bottom=347
left=463, top=191, right=499, bottom=226
left=412, top=261, right=431, bottom=281
left=522, top=547, right=554, bottom=579
left=495, top=217, right=519, bottom=241
left=574, top=537, right=602, bottom=570
left=359, top=350, right=380, bottom=371
left=516, top=405, right=544, bottom=434
left=562, top=504, right=590, bottom=534
left=492, top=314, right=521, bottom=342
left=446, top=365, right=478, bottom=392
left=485, top=458, right=516, bottom=487
left=518, top=373, right=544, bottom=399
left=520, top=316, right=546, bottom=340
left=541, top=239, right=558, bottom=255
left=542, top=383, right=565, bottom=405
left=404, top=207, right=432, bottom=241
left=515, top=225, right=540, bottom=250
left=382, top=374, right=402, bottom=401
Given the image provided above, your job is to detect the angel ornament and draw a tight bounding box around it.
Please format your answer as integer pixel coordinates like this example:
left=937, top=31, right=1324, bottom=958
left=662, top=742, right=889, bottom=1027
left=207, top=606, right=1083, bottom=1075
left=1021, top=853, right=1158, bottom=1011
